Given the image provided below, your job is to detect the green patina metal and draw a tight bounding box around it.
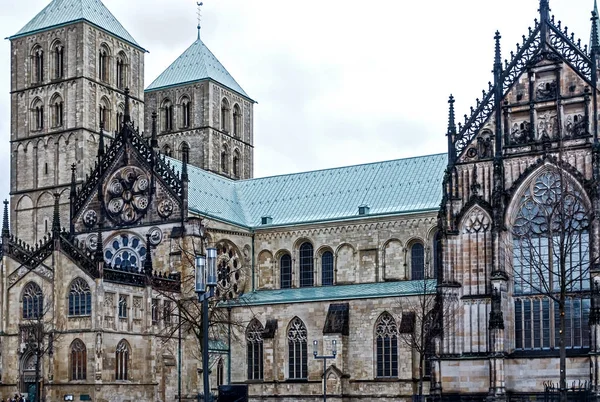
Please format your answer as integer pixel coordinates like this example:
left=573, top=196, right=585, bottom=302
left=145, top=38, right=250, bottom=98
left=10, top=0, right=143, bottom=50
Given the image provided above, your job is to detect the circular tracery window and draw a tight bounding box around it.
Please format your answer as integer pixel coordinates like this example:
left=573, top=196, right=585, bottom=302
left=103, top=233, right=147, bottom=269
left=104, top=166, right=150, bottom=225
left=215, top=242, right=245, bottom=300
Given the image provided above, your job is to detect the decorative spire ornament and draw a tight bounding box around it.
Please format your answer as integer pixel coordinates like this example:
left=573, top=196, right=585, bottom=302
left=197, top=2, right=204, bottom=39
left=52, top=192, right=61, bottom=238
left=2, top=199, right=9, bottom=238
left=151, top=111, right=158, bottom=148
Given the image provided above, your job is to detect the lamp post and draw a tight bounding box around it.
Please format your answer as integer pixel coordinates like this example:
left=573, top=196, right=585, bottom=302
left=313, top=339, right=337, bottom=402
left=195, top=247, right=218, bottom=402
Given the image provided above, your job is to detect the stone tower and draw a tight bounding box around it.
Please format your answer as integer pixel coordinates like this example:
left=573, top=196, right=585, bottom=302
left=144, top=31, right=254, bottom=180
left=9, top=0, right=146, bottom=244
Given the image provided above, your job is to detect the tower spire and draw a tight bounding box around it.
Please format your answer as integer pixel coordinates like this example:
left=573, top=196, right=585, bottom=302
left=446, top=94, right=456, bottom=165
left=494, top=31, right=502, bottom=72
left=197, top=2, right=204, bottom=40
left=591, top=1, right=600, bottom=55
left=52, top=192, right=61, bottom=238
left=2, top=199, right=9, bottom=238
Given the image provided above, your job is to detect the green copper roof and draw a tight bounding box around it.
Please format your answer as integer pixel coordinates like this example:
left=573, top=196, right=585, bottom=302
left=145, top=38, right=250, bottom=99
left=172, top=152, right=447, bottom=228
left=11, top=0, right=142, bottom=50
left=228, top=279, right=437, bottom=306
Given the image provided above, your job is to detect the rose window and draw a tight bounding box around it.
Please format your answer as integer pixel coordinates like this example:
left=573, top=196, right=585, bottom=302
left=103, top=233, right=147, bottom=270
left=215, top=242, right=245, bottom=300
left=105, top=166, right=150, bottom=225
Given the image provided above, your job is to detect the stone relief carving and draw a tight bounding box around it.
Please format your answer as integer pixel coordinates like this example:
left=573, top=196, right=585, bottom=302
left=83, top=210, right=98, bottom=228
left=537, top=111, right=558, bottom=140
left=157, top=199, right=174, bottom=219
left=564, top=114, right=587, bottom=138
left=511, top=121, right=531, bottom=145
left=536, top=80, right=557, bottom=101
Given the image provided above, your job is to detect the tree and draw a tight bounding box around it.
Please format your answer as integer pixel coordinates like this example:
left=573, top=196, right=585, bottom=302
left=397, top=276, right=457, bottom=399
left=152, top=218, right=252, bottom=398
left=19, top=282, right=63, bottom=402
left=509, top=165, right=592, bottom=401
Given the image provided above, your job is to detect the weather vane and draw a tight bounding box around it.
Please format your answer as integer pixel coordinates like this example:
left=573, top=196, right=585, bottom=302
left=197, top=2, right=203, bottom=39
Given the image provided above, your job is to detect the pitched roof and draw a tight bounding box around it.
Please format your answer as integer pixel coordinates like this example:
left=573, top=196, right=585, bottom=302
left=10, top=0, right=142, bottom=49
left=145, top=38, right=250, bottom=99
left=172, top=152, right=447, bottom=228
left=227, top=279, right=437, bottom=306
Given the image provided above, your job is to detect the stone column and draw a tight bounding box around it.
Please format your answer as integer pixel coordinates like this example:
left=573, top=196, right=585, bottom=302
left=488, top=280, right=507, bottom=402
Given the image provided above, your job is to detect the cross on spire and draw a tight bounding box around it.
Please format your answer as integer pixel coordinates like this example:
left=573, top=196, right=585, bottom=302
left=197, top=2, right=204, bottom=39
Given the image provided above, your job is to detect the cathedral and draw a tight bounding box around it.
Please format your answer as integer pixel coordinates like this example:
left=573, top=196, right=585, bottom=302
left=2, top=0, right=600, bottom=401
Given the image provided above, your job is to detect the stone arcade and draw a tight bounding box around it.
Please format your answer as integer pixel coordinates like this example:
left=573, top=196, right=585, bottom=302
left=2, top=0, right=600, bottom=401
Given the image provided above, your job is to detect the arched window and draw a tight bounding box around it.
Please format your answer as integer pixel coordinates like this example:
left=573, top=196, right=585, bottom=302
left=115, top=340, right=130, bottom=380
left=162, top=145, right=172, bottom=157
left=233, top=150, right=240, bottom=177
left=162, top=99, right=173, bottom=132
left=322, top=251, right=334, bottom=286
left=180, top=142, right=190, bottom=164
left=51, top=94, right=63, bottom=128
left=411, top=242, right=425, bottom=280
left=99, top=45, right=109, bottom=82
left=299, top=242, right=314, bottom=287
left=116, top=103, right=124, bottom=129
left=287, top=317, right=307, bottom=379
left=280, top=254, right=292, bottom=289
left=512, top=170, right=590, bottom=350
left=181, top=97, right=191, bottom=128
left=375, top=312, right=398, bottom=378
left=52, top=42, right=64, bottom=79
left=116, top=52, right=127, bottom=89
left=433, top=232, right=442, bottom=279
left=32, top=45, right=44, bottom=83
left=221, top=145, right=229, bottom=173
left=233, top=104, right=241, bottom=137
left=69, top=278, right=92, bottom=316
left=118, top=295, right=127, bottom=319
left=99, top=98, right=111, bottom=131
left=246, top=319, right=264, bottom=380
left=23, top=282, right=43, bottom=319
left=70, top=339, right=87, bottom=380
left=32, top=98, right=44, bottom=131
left=217, top=358, right=225, bottom=387
left=221, top=98, right=230, bottom=132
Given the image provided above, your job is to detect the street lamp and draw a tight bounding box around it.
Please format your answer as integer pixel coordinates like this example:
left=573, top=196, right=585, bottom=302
left=195, top=247, right=218, bottom=402
left=313, top=339, right=337, bottom=402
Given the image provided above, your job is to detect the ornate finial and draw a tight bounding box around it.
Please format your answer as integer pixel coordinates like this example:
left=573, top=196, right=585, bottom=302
left=151, top=111, right=158, bottom=148
left=2, top=199, right=9, bottom=238
left=95, top=222, right=104, bottom=262
left=591, top=4, right=600, bottom=55
left=52, top=193, right=61, bottom=238
left=494, top=31, right=502, bottom=70
left=144, top=233, right=153, bottom=277
left=539, top=0, right=550, bottom=21
left=98, top=121, right=105, bottom=158
left=123, top=88, right=131, bottom=123
left=197, top=2, right=204, bottom=40
left=447, top=94, right=456, bottom=136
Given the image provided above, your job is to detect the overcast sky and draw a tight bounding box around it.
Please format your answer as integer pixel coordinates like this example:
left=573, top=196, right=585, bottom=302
left=0, top=0, right=596, bottom=203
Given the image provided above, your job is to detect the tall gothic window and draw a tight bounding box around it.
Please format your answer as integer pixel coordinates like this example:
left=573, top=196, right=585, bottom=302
left=221, top=145, right=229, bottom=173
left=162, top=99, right=174, bottom=132
left=115, top=340, right=130, bottom=380
left=512, top=170, right=590, bottom=350
left=375, top=312, right=398, bottom=377
left=116, top=52, right=127, bottom=89
left=217, top=359, right=225, bottom=386
left=322, top=251, right=334, bottom=286
left=411, top=242, right=425, bottom=280
left=22, top=282, right=43, bottom=319
left=32, top=98, right=44, bottom=131
left=162, top=145, right=172, bottom=157
left=99, top=99, right=111, bottom=131
left=70, top=339, right=87, bottom=380
left=32, top=45, right=44, bottom=83
left=233, top=104, right=241, bottom=137
left=280, top=254, right=292, bottom=289
left=51, top=94, right=63, bottom=128
left=287, top=317, right=307, bottom=379
left=233, top=150, right=240, bottom=177
left=99, top=46, right=109, bottom=82
left=433, top=231, right=442, bottom=279
left=246, top=319, right=264, bottom=380
left=53, top=44, right=64, bottom=79
left=68, top=278, right=92, bottom=316
left=181, top=97, right=191, bottom=128
left=299, top=242, right=314, bottom=287
left=221, top=98, right=230, bottom=132
left=151, top=299, right=159, bottom=325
